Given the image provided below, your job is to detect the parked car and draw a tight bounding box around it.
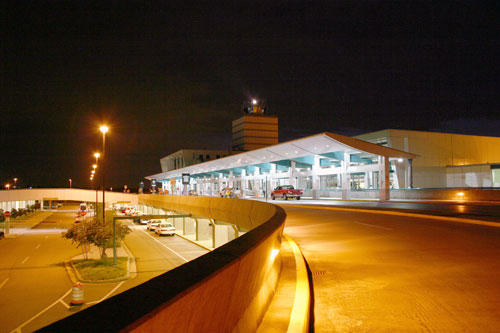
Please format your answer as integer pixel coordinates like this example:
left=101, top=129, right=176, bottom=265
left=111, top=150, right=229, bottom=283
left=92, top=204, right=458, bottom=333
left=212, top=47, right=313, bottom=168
left=155, top=222, right=176, bottom=236
left=136, top=218, right=149, bottom=225
left=147, top=220, right=162, bottom=231
left=271, top=185, right=303, bottom=200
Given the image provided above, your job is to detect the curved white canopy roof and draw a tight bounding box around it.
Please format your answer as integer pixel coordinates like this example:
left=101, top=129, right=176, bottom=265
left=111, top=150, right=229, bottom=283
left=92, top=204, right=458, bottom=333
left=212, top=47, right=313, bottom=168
left=146, top=132, right=417, bottom=181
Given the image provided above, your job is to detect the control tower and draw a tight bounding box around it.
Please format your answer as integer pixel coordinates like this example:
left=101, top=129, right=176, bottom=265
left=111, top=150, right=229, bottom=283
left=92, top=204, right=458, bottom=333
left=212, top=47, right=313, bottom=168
left=232, top=99, right=278, bottom=151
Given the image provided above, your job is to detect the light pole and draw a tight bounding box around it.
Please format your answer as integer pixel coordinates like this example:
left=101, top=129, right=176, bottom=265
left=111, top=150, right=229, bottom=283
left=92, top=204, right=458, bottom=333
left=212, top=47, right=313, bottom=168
left=99, top=125, right=109, bottom=227
left=93, top=153, right=100, bottom=215
left=13, top=178, right=18, bottom=189
left=69, top=178, right=72, bottom=189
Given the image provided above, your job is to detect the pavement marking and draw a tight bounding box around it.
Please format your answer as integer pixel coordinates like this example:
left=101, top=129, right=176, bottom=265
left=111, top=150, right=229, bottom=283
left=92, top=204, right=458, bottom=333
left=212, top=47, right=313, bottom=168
left=59, top=299, right=69, bottom=309
left=354, top=221, right=392, bottom=231
left=21, top=257, right=29, bottom=264
left=284, top=234, right=310, bottom=333
left=35, top=243, right=41, bottom=249
left=85, top=280, right=126, bottom=305
left=141, top=230, right=189, bottom=262
left=0, top=278, right=9, bottom=289
left=13, top=288, right=72, bottom=332
left=178, top=250, right=207, bottom=254
left=284, top=204, right=500, bottom=228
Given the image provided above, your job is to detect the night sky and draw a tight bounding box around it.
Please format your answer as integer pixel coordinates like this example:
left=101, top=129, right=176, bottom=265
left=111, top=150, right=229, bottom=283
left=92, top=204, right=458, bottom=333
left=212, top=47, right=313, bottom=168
left=2, top=1, right=499, bottom=189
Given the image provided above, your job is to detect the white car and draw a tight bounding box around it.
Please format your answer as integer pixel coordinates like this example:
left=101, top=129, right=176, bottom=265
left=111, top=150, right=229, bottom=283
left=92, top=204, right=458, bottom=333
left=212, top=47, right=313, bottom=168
left=155, top=223, right=176, bottom=236
left=147, top=220, right=161, bottom=231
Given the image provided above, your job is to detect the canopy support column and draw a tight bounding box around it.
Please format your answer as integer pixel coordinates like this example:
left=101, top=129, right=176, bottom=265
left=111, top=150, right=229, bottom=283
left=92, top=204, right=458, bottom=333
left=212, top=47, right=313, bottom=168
left=379, top=155, right=390, bottom=200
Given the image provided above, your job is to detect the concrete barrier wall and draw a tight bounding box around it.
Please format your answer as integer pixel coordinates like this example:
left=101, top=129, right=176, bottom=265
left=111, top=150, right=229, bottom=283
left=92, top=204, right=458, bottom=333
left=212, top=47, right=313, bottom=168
left=0, top=188, right=138, bottom=205
left=41, top=195, right=286, bottom=332
left=315, top=188, right=500, bottom=201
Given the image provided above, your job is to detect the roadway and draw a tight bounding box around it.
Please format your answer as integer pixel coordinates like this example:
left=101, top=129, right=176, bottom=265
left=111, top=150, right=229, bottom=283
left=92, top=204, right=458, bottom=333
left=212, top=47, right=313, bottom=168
left=267, top=197, right=500, bottom=222
left=281, top=202, right=500, bottom=332
left=0, top=207, right=208, bottom=332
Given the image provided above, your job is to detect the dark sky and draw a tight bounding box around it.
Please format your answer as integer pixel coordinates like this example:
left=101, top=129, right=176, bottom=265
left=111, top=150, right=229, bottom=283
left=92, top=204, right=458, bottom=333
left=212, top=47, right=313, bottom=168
left=2, top=1, right=499, bottom=189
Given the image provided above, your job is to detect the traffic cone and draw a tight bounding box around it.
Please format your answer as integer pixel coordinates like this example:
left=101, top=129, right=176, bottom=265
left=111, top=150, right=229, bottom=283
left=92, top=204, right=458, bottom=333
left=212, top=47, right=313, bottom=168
left=70, top=282, right=84, bottom=306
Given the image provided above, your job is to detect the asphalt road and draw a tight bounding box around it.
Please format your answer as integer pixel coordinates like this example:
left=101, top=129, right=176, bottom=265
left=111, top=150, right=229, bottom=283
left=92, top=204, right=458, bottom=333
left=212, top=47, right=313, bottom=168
left=0, top=208, right=208, bottom=332
left=282, top=205, right=500, bottom=332
left=268, top=197, right=500, bottom=222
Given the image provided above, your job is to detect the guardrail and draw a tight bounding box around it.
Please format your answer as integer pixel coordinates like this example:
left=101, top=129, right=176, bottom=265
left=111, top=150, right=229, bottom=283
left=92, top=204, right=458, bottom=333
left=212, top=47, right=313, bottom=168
left=41, top=195, right=287, bottom=332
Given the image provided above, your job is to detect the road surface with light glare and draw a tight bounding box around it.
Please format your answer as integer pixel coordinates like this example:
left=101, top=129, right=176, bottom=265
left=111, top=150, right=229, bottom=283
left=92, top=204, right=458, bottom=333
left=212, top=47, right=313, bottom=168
left=282, top=203, right=500, bottom=332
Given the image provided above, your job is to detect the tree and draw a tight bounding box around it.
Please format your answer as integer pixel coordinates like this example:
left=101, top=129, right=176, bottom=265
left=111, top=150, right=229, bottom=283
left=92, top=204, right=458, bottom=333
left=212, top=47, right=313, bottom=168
left=63, top=220, right=92, bottom=259
left=63, top=208, right=131, bottom=259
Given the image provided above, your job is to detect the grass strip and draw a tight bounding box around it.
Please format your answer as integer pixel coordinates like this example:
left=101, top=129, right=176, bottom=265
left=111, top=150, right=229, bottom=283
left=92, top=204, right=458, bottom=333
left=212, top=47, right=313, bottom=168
left=72, top=257, right=128, bottom=281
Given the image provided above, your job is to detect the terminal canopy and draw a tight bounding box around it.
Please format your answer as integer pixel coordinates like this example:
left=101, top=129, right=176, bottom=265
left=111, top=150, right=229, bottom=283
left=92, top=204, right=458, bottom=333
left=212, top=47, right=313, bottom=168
left=146, top=132, right=417, bottom=181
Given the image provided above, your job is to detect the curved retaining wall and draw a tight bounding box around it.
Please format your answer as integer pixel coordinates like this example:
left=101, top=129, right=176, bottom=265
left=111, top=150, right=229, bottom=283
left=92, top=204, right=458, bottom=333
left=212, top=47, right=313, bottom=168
left=41, top=195, right=287, bottom=332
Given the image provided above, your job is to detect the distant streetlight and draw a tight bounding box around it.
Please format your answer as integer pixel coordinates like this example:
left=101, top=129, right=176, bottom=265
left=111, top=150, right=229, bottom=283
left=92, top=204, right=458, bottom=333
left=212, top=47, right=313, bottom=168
left=13, top=178, right=18, bottom=189
left=69, top=179, right=72, bottom=189
left=252, top=99, right=257, bottom=105
left=5, top=184, right=10, bottom=190
left=92, top=164, right=97, bottom=170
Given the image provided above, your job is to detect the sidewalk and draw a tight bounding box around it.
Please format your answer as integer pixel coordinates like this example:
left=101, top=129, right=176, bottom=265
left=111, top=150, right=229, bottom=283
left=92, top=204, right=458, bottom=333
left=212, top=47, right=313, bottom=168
left=2, top=211, right=54, bottom=237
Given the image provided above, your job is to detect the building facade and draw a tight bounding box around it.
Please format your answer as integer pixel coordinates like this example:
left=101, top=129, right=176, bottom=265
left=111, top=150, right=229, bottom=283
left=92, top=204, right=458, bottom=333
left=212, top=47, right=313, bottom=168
left=355, top=129, right=500, bottom=188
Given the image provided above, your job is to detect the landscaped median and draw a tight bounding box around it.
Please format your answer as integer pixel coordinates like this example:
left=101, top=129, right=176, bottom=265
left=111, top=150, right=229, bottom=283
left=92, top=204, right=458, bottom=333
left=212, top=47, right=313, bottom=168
left=70, top=256, right=129, bottom=283
left=66, top=242, right=135, bottom=284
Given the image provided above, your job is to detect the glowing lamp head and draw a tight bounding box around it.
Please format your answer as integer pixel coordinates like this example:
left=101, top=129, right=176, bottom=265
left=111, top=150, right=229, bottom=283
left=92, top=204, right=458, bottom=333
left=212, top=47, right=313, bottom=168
left=457, top=192, right=464, bottom=197
left=5, top=184, right=10, bottom=189
left=252, top=99, right=257, bottom=105
left=397, top=158, right=403, bottom=163
left=99, top=125, right=109, bottom=134
left=94, top=152, right=100, bottom=159
left=92, top=164, right=97, bottom=169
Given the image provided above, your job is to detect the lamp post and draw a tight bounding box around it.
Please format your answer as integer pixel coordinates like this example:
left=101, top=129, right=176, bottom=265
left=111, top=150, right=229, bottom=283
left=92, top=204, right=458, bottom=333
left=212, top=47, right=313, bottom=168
left=99, top=125, right=108, bottom=228
left=69, top=178, right=72, bottom=189
left=5, top=184, right=10, bottom=190
left=93, top=153, right=100, bottom=216
left=13, top=178, right=18, bottom=189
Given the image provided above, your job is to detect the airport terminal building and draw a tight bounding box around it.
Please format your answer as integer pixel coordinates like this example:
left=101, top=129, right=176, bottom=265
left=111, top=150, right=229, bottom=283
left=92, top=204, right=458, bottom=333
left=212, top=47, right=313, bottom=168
left=147, top=106, right=500, bottom=200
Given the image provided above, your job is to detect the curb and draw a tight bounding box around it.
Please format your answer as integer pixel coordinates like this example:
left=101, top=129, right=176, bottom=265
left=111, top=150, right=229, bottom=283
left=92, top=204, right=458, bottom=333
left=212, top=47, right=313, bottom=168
left=121, top=241, right=137, bottom=279
left=175, top=232, right=213, bottom=252
left=284, top=233, right=310, bottom=333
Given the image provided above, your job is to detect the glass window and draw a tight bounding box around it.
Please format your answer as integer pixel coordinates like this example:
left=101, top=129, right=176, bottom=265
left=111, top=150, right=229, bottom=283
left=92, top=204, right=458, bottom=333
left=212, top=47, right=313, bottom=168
left=320, top=175, right=339, bottom=189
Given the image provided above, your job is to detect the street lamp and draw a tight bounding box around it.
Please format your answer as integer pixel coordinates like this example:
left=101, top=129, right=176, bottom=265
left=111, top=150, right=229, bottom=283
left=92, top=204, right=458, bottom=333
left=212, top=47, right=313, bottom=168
left=5, top=184, right=10, bottom=190
left=99, top=125, right=109, bottom=227
left=13, top=178, right=18, bottom=189
left=69, top=178, right=72, bottom=189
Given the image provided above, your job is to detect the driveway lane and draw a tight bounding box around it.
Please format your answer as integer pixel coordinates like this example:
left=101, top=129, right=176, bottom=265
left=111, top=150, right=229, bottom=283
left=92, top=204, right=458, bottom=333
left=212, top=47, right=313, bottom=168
left=0, top=233, right=80, bottom=333
left=283, top=206, right=500, bottom=332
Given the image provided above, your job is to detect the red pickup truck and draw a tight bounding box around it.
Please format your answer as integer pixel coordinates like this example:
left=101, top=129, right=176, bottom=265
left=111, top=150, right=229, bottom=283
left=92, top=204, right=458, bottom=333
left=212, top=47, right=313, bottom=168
left=271, top=185, right=303, bottom=200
